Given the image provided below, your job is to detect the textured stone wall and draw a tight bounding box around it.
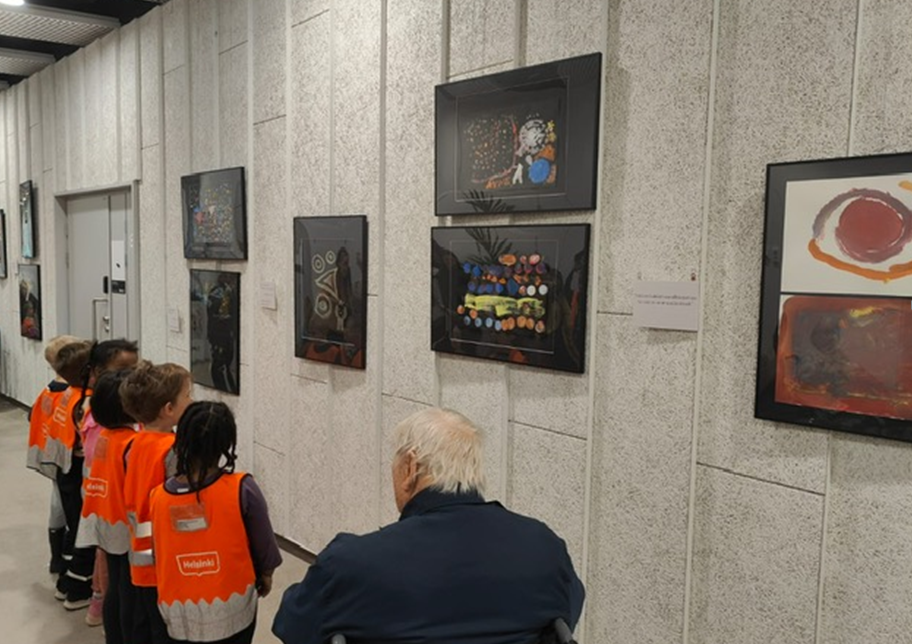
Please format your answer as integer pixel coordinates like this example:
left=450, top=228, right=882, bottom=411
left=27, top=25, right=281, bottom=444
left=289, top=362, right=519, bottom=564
left=2, top=1, right=911, bottom=642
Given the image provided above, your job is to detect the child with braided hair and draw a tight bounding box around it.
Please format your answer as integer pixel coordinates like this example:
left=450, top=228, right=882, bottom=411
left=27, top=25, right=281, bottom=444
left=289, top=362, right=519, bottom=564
left=149, top=401, right=281, bottom=644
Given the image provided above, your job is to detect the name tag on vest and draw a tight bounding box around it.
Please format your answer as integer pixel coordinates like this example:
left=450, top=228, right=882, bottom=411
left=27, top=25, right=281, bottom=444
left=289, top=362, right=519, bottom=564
left=170, top=503, right=209, bottom=532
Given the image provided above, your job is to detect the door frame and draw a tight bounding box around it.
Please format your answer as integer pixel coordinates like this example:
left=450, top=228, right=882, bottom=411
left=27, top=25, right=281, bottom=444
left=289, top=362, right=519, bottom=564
left=53, top=181, right=141, bottom=343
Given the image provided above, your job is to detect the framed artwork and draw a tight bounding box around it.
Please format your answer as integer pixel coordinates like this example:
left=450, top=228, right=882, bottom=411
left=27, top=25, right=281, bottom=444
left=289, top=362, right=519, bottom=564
left=20, top=180, right=35, bottom=259
left=0, top=210, right=8, bottom=278
left=756, top=152, right=912, bottom=443
left=181, top=167, right=247, bottom=259
left=435, top=53, right=601, bottom=216
left=294, top=216, right=368, bottom=368
left=18, top=263, right=41, bottom=340
left=431, top=224, right=591, bottom=373
left=190, top=269, right=241, bottom=395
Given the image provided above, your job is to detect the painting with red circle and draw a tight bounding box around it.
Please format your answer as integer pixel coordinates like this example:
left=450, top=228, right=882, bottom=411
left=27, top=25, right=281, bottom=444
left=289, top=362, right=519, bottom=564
left=775, top=295, right=912, bottom=420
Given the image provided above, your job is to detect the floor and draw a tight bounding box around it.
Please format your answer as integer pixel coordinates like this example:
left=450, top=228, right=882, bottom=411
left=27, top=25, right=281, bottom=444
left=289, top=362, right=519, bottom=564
left=0, top=398, right=310, bottom=644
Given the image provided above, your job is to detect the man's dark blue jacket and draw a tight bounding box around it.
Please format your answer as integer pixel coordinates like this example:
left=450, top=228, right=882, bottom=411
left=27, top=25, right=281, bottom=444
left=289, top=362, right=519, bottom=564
left=273, top=489, right=585, bottom=644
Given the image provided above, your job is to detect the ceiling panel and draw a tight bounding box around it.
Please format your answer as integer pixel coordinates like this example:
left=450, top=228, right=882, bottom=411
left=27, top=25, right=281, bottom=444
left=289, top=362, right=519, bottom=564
left=0, top=46, right=53, bottom=75
left=0, top=6, right=118, bottom=46
left=0, top=0, right=165, bottom=85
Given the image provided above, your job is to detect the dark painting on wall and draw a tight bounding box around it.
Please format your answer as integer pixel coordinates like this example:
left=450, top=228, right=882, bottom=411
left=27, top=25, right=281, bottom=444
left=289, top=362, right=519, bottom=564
left=181, top=167, right=247, bottom=259
left=18, top=263, right=41, bottom=340
left=0, top=210, right=8, bottom=279
left=756, top=152, right=912, bottom=443
left=294, top=216, right=368, bottom=369
left=435, top=53, right=601, bottom=216
left=431, top=224, right=590, bottom=373
left=190, top=269, right=241, bottom=395
left=20, top=181, right=35, bottom=259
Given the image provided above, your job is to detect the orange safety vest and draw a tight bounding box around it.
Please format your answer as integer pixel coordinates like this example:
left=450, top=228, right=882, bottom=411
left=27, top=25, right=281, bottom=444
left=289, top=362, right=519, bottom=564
left=124, top=431, right=175, bottom=586
left=77, top=428, right=135, bottom=554
left=43, top=387, right=90, bottom=474
left=150, top=473, right=257, bottom=642
left=26, top=386, right=67, bottom=478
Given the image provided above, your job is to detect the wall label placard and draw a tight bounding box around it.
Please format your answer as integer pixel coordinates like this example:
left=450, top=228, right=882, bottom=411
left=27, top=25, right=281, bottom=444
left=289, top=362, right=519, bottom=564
left=633, top=281, right=700, bottom=332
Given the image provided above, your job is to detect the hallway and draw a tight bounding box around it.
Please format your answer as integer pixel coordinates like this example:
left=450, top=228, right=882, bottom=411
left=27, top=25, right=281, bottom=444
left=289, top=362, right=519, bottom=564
left=0, top=398, right=308, bottom=644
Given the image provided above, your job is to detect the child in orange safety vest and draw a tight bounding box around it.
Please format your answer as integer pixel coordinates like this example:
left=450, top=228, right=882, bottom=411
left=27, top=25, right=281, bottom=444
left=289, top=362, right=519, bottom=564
left=76, top=368, right=138, bottom=643
left=26, top=335, right=88, bottom=578
left=119, top=361, right=192, bottom=644
left=149, top=401, right=282, bottom=644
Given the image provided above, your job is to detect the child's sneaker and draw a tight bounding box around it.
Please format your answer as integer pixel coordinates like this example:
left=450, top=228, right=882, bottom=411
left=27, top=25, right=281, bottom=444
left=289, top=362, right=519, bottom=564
left=63, top=588, right=92, bottom=611
left=85, top=594, right=103, bottom=626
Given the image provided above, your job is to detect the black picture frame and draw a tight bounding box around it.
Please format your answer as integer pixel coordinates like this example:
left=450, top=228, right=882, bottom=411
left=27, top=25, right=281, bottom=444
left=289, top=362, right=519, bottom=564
left=20, top=180, right=36, bottom=259
left=435, top=53, right=602, bottom=216
left=294, top=216, right=368, bottom=369
left=431, top=224, right=590, bottom=373
left=181, top=167, right=247, bottom=259
left=190, top=269, right=241, bottom=395
left=18, top=263, right=41, bottom=340
left=756, top=151, right=912, bottom=443
left=0, top=210, right=8, bottom=279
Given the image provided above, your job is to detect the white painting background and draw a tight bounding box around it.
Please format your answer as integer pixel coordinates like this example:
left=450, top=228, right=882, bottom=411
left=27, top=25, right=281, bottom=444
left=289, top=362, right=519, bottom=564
left=780, top=172, right=912, bottom=297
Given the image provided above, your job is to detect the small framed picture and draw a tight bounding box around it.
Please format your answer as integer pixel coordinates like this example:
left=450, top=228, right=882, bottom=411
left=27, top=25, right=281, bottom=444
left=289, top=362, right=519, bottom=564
left=190, top=269, right=241, bottom=395
left=756, top=151, right=912, bottom=443
left=181, top=167, right=247, bottom=260
left=18, top=263, right=41, bottom=340
left=431, top=224, right=591, bottom=373
left=435, top=53, right=602, bottom=216
left=20, top=180, right=36, bottom=259
left=0, top=210, right=8, bottom=278
left=294, top=216, right=368, bottom=369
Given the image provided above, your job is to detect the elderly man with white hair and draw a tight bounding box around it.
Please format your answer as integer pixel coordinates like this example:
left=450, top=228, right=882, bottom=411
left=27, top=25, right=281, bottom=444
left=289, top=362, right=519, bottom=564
left=273, top=408, right=585, bottom=644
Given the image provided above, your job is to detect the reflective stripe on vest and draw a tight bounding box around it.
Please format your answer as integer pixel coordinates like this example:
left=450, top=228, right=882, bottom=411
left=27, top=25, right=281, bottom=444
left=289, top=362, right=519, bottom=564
left=125, top=432, right=176, bottom=587
left=80, top=428, right=134, bottom=555
left=150, top=473, right=256, bottom=642
left=130, top=548, right=155, bottom=567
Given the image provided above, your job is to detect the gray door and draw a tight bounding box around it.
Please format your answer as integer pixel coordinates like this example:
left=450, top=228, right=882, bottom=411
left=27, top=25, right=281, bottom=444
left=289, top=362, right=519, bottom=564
left=67, top=192, right=130, bottom=341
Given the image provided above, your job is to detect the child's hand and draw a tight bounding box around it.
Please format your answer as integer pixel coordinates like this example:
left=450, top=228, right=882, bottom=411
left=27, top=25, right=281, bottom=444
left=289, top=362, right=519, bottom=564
left=257, top=573, right=273, bottom=598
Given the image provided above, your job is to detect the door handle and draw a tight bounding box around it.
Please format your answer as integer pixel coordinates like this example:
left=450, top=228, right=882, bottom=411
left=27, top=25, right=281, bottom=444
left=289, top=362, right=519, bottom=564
left=91, top=298, right=108, bottom=340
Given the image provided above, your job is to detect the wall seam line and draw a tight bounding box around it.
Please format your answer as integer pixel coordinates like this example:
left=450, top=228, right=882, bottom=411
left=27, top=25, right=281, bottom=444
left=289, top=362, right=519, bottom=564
left=578, top=2, right=611, bottom=641
left=377, top=0, right=389, bottom=529
left=846, top=0, right=864, bottom=156
left=697, top=461, right=826, bottom=497
left=682, top=0, right=722, bottom=640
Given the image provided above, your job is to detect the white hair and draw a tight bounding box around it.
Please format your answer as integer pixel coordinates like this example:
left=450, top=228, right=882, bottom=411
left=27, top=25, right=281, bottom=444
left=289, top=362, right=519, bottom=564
left=392, top=407, right=485, bottom=495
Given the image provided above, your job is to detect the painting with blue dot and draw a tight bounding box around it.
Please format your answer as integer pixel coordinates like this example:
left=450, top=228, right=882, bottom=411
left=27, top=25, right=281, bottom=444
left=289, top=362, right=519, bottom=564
left=436, top=53, right=601, bottom=216
left=431, top=224, right=591, bottom=373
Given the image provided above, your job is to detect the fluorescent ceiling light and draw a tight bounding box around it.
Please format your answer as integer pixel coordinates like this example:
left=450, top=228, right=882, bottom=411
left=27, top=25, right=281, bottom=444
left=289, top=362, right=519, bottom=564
left=0, top=0, right=25, bottom=6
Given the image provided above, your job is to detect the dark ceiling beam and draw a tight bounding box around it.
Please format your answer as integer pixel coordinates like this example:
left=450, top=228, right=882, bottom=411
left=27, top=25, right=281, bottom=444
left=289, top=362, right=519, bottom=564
left=0, top=34, right=76, bottom=60
left=26, top=0, right=165, bottom=25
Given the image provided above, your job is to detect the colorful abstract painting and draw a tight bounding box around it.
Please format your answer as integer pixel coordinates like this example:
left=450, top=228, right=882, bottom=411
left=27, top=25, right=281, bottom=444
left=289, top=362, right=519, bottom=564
left=190, top=270, right=241, bottom=395
left=436, top=53, right=601, bottom=216
left=757, top=152, right=912, bottom=442
left=431, top=225, right=590, bottom=373
left=182, top=168, right=247, bottom=260
left=18, top=263, right=41, bottom=340
left=294, top=216, right=368, bottom=369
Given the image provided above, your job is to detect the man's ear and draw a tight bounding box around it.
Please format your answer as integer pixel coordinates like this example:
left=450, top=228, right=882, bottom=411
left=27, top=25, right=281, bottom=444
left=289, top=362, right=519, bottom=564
left=404, top=449, right=420, bottom=490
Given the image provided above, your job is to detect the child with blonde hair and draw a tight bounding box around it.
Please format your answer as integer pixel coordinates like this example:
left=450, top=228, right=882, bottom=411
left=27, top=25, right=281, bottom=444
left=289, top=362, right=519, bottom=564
left=27, top=335, right=86, bottom=576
